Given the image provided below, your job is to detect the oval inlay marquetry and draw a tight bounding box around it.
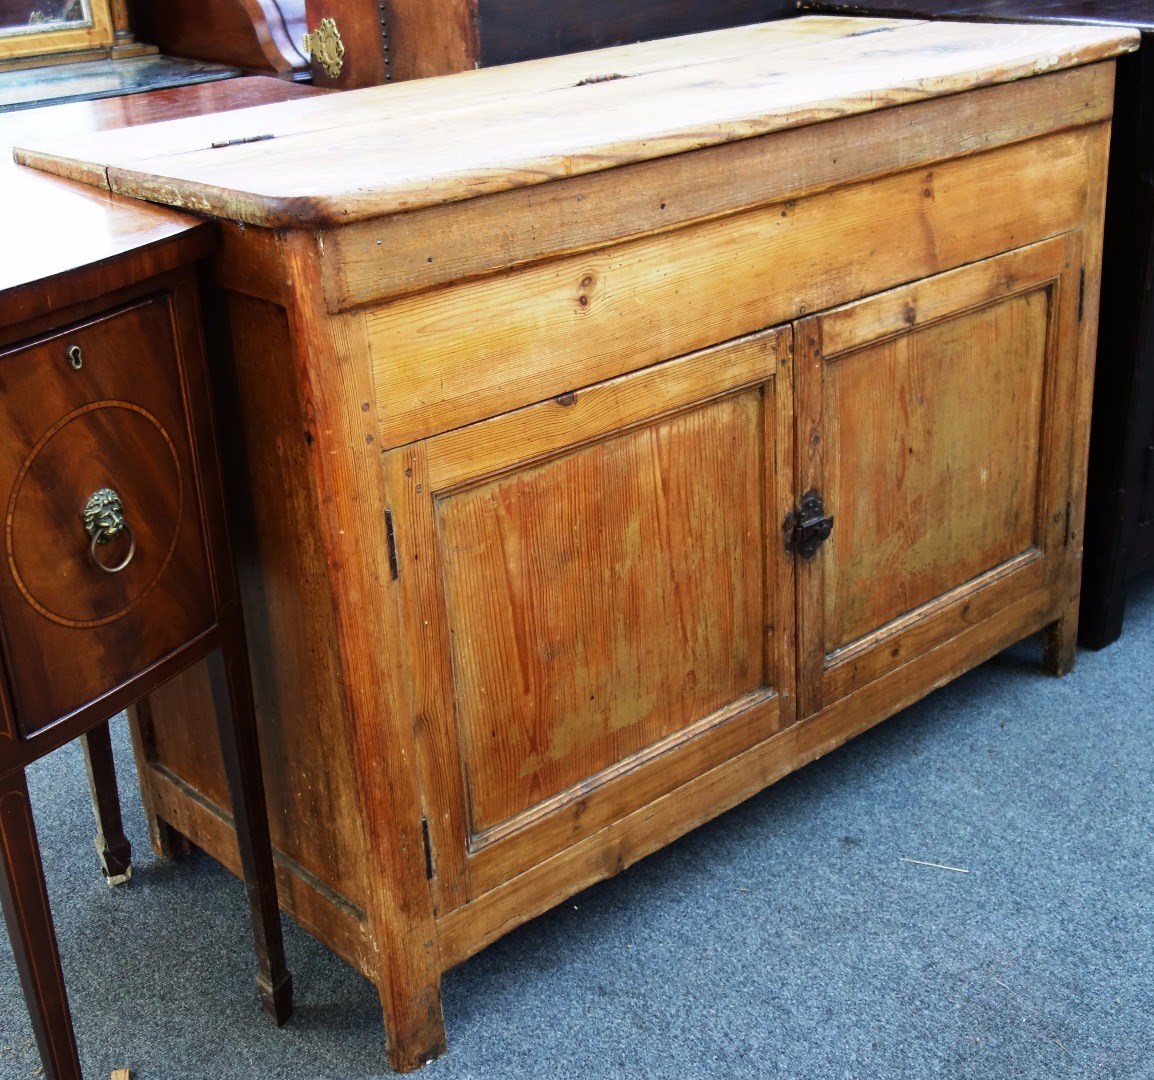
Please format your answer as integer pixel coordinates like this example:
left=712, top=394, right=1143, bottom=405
left=5, top=401, right=184, bottom=629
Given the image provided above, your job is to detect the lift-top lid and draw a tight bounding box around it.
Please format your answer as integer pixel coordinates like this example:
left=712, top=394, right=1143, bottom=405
left=12, top=16, right=1139, bottom=229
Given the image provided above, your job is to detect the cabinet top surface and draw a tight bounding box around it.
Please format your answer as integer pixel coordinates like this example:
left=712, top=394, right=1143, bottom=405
left=13, top=15, right=1138, bottom=229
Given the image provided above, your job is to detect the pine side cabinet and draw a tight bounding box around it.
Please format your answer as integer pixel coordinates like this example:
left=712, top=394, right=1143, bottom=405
left=15, top=16, right=1138, bottom=1070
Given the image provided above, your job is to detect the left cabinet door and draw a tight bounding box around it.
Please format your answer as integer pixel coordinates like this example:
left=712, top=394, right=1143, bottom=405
left=383, top=326, right=794, bottom=912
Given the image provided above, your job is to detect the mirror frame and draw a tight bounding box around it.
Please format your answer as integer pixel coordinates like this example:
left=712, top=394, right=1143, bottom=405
left=0, top=0, right=115, bottom=63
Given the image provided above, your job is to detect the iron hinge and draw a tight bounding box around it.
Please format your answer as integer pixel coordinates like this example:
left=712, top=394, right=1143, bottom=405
left=784, top=490, right=834, bottom=559
left=1078, top=267, right=1086, bottom=322
left=421, top=818, right=434, bottom=880
left=384, top=507, right=400, bottom=579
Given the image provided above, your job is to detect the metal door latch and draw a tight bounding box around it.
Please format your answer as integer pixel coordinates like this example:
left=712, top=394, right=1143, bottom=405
left=784, top=490, right=834, bottom=559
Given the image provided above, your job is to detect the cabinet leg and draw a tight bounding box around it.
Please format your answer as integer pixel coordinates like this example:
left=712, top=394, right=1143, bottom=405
left=1041, top=615, right=1078, bottom=676
left=377, top=972, right=447, bottom=1073
left=79, top=722, right=132, bottom=885
left=205, top=642, right=293, bottom=1025
left=126, top=701, right=190, bottom=860
left=0, top=769, right=81, bottom=1080
left=153, top=816, right=193, bottom=858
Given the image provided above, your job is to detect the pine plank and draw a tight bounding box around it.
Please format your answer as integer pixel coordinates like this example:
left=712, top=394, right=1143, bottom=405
left=367, top=127, right=1099, bottom=448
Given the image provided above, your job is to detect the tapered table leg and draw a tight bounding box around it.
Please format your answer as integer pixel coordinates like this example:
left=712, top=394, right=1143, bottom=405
left=206, top=638, right=293, bottom=1025
left=80, top=722, right=132, bottom=885
left=0, top=768, right=81, bottom=1080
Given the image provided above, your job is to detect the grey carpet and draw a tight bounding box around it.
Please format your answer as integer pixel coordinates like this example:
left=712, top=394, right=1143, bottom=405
left=2, top=574, right=1152, bottom=1079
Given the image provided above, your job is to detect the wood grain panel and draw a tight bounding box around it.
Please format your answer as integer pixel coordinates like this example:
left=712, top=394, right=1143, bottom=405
left=794, top=233, right=1082, bottom=716
left=440, top=390, right=767, bottom=835
left=369, top=129, right=1097, bottom=447
left=321, top=64, right=1113, bottom=311
left=388, top=325, right=795, bottom=901
left=823, top=289, right=1049, bottom=651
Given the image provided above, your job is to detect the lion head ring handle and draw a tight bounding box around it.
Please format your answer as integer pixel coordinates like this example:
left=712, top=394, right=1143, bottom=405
left=83, top=487, right=137, bottom=574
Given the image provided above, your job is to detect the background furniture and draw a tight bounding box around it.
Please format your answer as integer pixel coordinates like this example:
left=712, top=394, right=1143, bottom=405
left=374, top=0, right=798, bottom=81
left=127, top=0, right=310, bottom=82
left=0, top=77, right=317, bottom=1080
left=16, top=16, right=1135, bottom=1071
left=798, top=1, right=1154, bottom=652
left=127, top=0, right=798, bottom=87
left=0, top=0, right=153, bottom=70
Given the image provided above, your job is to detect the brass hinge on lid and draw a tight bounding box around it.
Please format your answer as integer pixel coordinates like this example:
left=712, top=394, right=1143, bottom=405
left=784, top=490, right=834, bottom=559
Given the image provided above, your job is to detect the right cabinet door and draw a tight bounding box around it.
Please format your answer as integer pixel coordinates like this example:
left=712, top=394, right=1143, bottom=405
left=794, top=234, right=1084, bottom=717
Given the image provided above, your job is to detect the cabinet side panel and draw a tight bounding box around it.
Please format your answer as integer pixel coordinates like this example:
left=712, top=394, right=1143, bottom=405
left=145, top=292, right=372, bottom=915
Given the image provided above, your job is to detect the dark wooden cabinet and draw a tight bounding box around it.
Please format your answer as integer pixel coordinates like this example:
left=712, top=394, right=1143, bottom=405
left=0, top=262, right=292, bottom=1080
left=127, top=0, right=309, bottom=80
left=798, top=1, right=1154, bottom=649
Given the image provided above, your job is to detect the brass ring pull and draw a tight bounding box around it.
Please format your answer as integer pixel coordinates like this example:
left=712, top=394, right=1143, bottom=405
left=88, top=522, right=136, bottom=573
left=83, top=487, right=136, bottom=574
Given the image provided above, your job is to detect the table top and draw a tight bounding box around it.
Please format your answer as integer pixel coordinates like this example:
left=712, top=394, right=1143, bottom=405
left=0, top=77, right=321, bottom=325
left=0, top=55, right=241, bottom=113
left=800, top=0, right=1154, bottom=34
left=12, top=15, right=1139, bottom=230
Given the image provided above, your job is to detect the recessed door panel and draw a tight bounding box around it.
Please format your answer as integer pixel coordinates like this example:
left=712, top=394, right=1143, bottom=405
left=822, top=289, right=1048, bottom=654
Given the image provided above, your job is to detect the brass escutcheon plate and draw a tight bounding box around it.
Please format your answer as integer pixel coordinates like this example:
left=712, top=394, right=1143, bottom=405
left=303, top=17, right=345, bottom=79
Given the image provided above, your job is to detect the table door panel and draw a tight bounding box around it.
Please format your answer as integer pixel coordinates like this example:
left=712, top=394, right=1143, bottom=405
left=384, top=326, right=794, bottom=910
left=796, top=234, right=1082, bottom=716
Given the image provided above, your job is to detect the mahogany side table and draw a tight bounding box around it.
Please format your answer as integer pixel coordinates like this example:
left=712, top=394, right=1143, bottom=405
left=0, top=79, right=314, bottom=1080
